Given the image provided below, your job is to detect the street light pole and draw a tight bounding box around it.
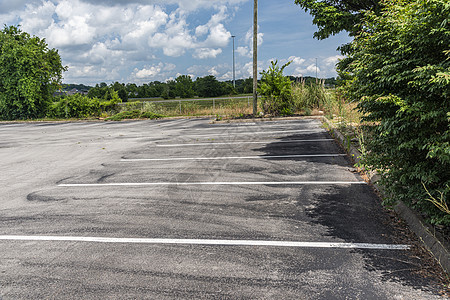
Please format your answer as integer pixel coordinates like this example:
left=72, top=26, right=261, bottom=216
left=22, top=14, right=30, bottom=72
left=232, top=35, right=236, bottom=88
left=253, top=0, right=258, bottom=116
left=315, top=58, right=318, bottom=82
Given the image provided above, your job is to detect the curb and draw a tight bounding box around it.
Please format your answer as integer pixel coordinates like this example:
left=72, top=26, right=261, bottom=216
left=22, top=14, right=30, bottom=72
left=322, top=116, right=450, bottom=275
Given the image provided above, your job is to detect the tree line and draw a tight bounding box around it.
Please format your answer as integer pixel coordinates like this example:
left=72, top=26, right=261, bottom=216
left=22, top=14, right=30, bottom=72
left=66, top=76, right=336, bottom=103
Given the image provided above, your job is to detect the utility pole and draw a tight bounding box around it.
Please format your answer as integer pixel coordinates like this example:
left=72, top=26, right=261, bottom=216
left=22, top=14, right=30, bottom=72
left=253, top=0, right=258, bottom=116
left=232, top=35, right=236, bottom=88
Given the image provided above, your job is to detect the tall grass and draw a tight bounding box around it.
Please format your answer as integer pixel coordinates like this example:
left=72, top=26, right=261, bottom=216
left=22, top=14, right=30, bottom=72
left=117, top=98, right=253, bottom=118
left=291, top=80, right=365, bottom=153
left=292, top=79, right=331, bottom=113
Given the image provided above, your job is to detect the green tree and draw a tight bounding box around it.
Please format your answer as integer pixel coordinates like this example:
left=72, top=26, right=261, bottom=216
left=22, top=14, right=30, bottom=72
left=126, top=83, right=138, bottom=98
left=220, top=81, right=236, bottom=96
left=175, top=75, right=195, bottom=98
left=242, top=77, right=254, bottom=94
left=0, top=26, right=66, bottom=120
left=87, top=84, right=107, bottom=99
left=342, top=0, right=450, bottom=225
left=111, top=82, right=128, bottom=102
left=195, top=76, right=223, bottom=98
left=258, top=60, right=293, bottom=115
left=294, top=0, right=381, bottom=40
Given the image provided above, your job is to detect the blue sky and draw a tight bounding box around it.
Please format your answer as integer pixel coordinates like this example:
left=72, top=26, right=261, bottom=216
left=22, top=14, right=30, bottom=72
left=0, top=0, right=351, bottom=85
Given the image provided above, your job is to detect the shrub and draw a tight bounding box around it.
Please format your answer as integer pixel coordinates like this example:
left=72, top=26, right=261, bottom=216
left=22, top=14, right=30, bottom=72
left=258, top=60, right=293, bottom=115
left=341, top=0, right=450, bottom=225
left=100, top=89, right=122, bottom=113
left=49, top=94, right=100, bottom=118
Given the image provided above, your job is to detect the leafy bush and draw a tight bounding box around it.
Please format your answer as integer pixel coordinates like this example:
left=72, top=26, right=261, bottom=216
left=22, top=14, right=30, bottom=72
left=99, top=89, right=122, bottom=113
left=49, top=94, right=101, bottom=118
left=341, top=0, right=450, bottom=225
left=258, top=60, right=293, bottom=115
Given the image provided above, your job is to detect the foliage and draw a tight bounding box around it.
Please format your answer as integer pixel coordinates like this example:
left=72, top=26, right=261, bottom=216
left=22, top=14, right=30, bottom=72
left=62, top=84, right=92, bottom=92
left=111, top=82, right=128, bottom=102
left=105, top=110, right=163, bottom=121
left=258, top=60, right=293, bottom=115
left=0, top=25, right=66, bottom=120
left=233, top=77, right=254, bottom=94
left=87, top=82, right=127, bottom=102
left=294, top=0, right=381, bottom=40
left=49, top=90, right=121, bottom=119
left=175, top=75, right=195, bottom=98
left=341, top=0, right=450, bottom=225
left=292, top=79, right=330, bottom=111
left=195, top=75, right=232, bottom=98
left=99, top=89, right=122, bottom=112
left=49, top=94, right=100, bottom=118
left=161, top=80, right=177, bottom=99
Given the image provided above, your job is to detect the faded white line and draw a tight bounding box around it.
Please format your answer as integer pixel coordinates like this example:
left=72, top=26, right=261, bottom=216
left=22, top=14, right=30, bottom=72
left=184, top=129, right=323, bottom=137
left=0, top=236, right=410, bottom=250
left=155, top=139, right=334, bottom=147
left=121, top=154, right=347, bottom=161
left=58, top=181, right=366, bottom=187
left=196, top=124, right=319, bottom=130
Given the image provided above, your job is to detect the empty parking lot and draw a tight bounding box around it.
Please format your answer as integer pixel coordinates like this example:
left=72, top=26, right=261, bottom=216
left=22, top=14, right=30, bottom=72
left=0, top=118, right=445, bottom=299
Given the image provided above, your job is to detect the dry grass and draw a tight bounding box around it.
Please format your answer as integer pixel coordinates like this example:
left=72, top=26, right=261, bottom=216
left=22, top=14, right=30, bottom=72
left=118, top=98, right=254, bottom=118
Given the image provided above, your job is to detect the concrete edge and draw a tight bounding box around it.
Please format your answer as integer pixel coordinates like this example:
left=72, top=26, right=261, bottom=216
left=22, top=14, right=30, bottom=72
left=321, top=116, right=450, bottom=275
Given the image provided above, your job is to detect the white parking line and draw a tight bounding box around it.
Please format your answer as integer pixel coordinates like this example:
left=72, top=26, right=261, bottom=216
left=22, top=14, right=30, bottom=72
left=196, top=124, right=319, bottom=130
left=58, top=181, right=366, bottom=187
left=155, top=139, right=334, bottom=147
left=121, top=154, right=347, bottom=162
left=0, top=235, right=410, bottom=250
left=184, top=129, right=323, bottom=137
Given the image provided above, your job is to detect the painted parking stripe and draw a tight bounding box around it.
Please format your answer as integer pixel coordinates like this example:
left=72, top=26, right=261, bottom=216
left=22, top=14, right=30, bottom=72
left=155, top=139, right=334, bottom=147
left=121, top=154, right=347, bottom=162
left=183, top=129, right=324, bottom=137
left=58, top=181, right=366, bottom=187
left=195, top=124, right=319, bottom=130
left=0, top=235, right=410, bottom=250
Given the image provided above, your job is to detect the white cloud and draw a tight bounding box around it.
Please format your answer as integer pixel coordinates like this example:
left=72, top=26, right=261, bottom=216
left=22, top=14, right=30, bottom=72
left=2, top=0, right=344, bottom=84
left=236, top=26, right=263, bottom=58
left=130, top=62, right=178, bottom=83
left=208, top=66, right=219, bottom=77
left=236, top=46, right=250, bottom=57
left=19, top=1, right=55, bottom=34
left=193, top=48, right=223, bottom=59
left=244, top=26, right=263, bottom=47
left=202, top=23, right=230, bottom=48
left=46, top=15, right=95, bottom=48
left=289, top=56, right=306, bottom=66
left=147, top=11, right=195, bottom=57
left=324, top=55, right=344, bottom=66
left=134, top=65, right=162, bottom=79
left=195, top=5, right=231, bottom=48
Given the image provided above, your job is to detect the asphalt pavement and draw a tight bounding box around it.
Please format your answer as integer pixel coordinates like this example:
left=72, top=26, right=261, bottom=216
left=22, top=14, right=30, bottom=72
left=0, top=118, right=445, bottom=299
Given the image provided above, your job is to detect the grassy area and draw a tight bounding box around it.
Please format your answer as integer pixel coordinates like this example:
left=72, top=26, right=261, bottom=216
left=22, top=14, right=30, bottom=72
left=112, top=85, right=362, bottom=123
left=118, top=97, right=254, bottom=118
